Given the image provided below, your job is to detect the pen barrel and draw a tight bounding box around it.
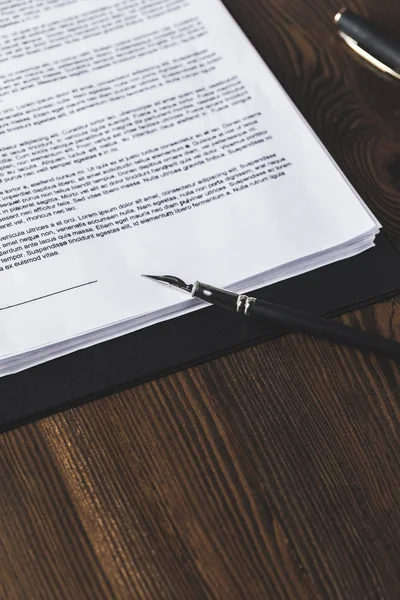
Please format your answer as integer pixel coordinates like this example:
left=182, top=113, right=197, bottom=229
left=192, top=282, right=240, bottom=311
left=251, top=300, right=400, bottom=361
left=337, top=10, right=400, bottom=73
left=193, top=283, right=400, bottom=360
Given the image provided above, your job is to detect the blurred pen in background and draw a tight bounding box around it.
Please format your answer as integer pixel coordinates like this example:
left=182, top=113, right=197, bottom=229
left=335, top=9, right=400, bottom=80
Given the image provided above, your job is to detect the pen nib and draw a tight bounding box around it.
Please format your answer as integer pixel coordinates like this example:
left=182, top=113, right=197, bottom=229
left=142, top=274, right=193, bottom=294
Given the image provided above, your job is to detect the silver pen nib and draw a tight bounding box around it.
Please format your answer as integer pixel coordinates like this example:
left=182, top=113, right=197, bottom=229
left=142, top=274, right=193, bottom=294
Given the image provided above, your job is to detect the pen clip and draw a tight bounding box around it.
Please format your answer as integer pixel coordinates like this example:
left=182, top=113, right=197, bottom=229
left=335, top=12, right=400, bottom=81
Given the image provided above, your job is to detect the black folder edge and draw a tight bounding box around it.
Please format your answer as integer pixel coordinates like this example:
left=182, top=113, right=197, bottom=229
left=0, top=232, right=399, bottom=433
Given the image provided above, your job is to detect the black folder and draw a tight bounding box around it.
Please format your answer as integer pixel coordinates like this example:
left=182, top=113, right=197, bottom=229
left=1, top=233, right=399, bottom=433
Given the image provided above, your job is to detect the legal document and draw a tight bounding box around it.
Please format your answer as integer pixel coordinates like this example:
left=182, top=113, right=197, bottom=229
left=0, top=0, right=379, bottom=375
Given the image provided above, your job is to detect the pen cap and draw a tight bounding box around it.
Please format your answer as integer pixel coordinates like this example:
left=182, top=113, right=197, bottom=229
left=336, top=10, right=400, bottom=73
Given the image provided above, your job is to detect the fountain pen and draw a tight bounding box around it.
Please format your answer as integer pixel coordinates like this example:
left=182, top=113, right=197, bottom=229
left=143, top=274, right=400, bottom=361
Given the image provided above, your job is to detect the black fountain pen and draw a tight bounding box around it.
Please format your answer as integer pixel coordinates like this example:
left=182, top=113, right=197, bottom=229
left=143, top=275, right=400, bottom=361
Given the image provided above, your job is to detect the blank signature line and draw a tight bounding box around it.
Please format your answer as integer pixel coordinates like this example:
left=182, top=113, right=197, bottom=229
left=0, top=280, right=98, bottom=312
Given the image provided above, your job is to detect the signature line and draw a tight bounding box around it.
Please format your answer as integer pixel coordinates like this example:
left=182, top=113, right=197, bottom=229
left=0, top=280, right=98, bottom=312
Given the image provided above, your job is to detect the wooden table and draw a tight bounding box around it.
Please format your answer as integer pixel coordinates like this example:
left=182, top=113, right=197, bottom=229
left=1, top=1, right=400, bottom=598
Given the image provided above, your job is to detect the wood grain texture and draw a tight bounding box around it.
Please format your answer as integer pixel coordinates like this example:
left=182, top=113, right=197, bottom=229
left=1, top=0, right=400, bottom=598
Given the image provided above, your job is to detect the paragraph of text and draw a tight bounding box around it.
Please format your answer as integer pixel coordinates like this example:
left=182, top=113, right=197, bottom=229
left=0, top=0, right=189, bottom=64
left=0, top=155, right=293, bottom=270
left=0, top=18, right=207, bottom=99
left=0, top=49, right=222, bottom=132
left=0, top=77, right=252, bottom=182
left=0, top=0, right=79, bottom=29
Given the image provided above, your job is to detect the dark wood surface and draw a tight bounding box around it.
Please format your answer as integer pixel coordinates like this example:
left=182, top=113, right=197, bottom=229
left=1, top=0, right=400, bottom=598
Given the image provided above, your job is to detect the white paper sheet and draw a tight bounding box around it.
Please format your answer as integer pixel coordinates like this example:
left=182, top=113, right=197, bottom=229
left=0, top=0, right=379, bottom=373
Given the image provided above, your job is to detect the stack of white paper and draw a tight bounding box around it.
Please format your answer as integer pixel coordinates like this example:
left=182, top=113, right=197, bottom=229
left=0, top=0, right=379, bottom=375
